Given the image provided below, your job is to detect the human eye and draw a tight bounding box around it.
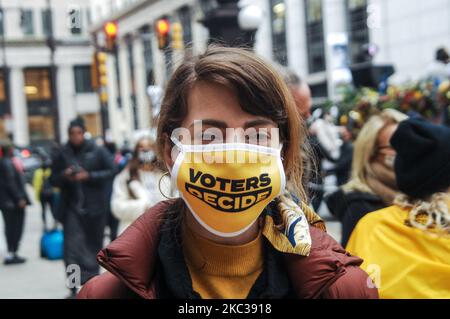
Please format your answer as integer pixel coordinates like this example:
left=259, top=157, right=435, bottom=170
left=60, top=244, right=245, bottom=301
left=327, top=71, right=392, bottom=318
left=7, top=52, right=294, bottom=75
left=193, top=128, right=223, bottom=144
left=245, top=130, right=271, bottom=145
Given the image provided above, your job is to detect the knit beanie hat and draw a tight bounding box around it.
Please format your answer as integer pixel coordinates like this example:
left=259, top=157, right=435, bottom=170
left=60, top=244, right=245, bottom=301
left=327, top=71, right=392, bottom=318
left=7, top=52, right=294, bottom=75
left=390, top=118, right=450, bottom=199
left=68, top=117, right=86, bottom=132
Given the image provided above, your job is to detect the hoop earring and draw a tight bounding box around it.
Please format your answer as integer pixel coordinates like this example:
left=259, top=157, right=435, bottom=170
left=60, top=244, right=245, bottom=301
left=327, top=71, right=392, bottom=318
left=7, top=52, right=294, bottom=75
left=159, top=171, right=177, bottom=199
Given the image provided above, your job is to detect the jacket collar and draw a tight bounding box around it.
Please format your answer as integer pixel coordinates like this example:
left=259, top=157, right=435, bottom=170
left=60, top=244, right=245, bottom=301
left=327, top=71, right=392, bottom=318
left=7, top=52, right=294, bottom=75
left=97, top=199, right=363, bottom=299
left=156, top=217, right=292, bottom=299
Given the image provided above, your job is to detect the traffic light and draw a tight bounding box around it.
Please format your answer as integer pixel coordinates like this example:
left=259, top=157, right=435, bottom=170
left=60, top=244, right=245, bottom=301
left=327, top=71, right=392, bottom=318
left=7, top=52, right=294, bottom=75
left=104, top=21, right=118, bottom=53
left=91, top=52, right=109, bottom=103
left=156, top=18, right=170, bottom=50
left=171, top=22, right=184, bottom=50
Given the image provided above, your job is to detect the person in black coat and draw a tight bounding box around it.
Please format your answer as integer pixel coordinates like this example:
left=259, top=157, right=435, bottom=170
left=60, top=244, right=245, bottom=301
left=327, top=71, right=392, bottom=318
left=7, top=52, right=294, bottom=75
left=50, top=118, right=115, bottom=298
left=325, top=188, right=385, bottom=247
left=0, top=141, right=31, bottom=265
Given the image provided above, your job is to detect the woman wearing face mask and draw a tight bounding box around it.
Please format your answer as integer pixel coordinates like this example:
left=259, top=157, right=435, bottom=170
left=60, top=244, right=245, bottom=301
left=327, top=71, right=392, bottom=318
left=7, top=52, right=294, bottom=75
left=110, top=136, right=169, bottom=234
left=325, top=109, right=408, bottom=247
left=78, top=46, right=377, bottom=299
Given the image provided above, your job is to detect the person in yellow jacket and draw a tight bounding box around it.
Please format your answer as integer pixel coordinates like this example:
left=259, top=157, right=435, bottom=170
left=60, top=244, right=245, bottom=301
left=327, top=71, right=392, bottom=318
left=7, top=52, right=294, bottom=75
left=346, top=118, right=450, bottom=299
left=32, top=159, right=58, bottom=231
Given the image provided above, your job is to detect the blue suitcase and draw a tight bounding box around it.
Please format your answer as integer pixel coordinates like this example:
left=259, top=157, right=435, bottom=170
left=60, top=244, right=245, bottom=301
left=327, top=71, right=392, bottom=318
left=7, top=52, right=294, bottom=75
left=40, top=230, right=64, bottom=260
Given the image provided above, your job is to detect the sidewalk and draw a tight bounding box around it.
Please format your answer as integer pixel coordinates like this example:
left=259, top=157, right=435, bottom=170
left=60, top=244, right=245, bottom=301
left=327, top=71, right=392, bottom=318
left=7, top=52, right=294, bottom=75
left=0, top=185, right=67, bottom=299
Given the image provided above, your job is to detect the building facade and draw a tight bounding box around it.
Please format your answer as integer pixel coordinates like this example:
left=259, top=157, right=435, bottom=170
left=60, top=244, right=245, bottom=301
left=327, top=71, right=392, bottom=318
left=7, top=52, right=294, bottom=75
left=0, top=0, right=99, bottom=147
left=90, top=0, right=450, bottom=145
left=90, top=0, right=208, bottom=145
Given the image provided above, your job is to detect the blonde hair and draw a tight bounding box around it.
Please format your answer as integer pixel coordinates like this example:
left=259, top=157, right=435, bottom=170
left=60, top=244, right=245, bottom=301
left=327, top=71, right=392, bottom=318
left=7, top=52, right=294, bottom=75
left=394, top=192, right=450, bottom=235
left=343, top=108, right=408, bottom=194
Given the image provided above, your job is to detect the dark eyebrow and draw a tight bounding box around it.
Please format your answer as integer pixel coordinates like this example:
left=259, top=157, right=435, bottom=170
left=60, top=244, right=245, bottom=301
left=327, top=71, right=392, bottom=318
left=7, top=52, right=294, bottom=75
left=189, top=119, right=228, bottom=129
left=244, top=119, right=276, bottom=129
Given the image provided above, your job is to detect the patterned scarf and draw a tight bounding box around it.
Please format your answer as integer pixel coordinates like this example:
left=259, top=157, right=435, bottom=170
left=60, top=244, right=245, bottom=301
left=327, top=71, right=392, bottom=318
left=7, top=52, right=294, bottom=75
left=262, top=195, right=326, bottom=257
left=366, top=161, right=399, bottom=205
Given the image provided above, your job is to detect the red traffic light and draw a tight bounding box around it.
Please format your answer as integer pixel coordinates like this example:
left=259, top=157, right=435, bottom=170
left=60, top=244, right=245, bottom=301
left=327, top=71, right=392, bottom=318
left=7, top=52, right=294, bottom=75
left=104, top=21, right=118, bottom=38
left=156, top=19, right=170, bottom=36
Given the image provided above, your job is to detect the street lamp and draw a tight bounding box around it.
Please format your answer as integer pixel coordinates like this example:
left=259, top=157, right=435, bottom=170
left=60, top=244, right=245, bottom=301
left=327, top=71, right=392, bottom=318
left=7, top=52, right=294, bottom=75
left=200, top=0, right=262, bottom=48
left=46, top=0, right=61, bottom=143
left=238, top=4, right=263, bottom=31
left=0, top=0, right=12, bottom=141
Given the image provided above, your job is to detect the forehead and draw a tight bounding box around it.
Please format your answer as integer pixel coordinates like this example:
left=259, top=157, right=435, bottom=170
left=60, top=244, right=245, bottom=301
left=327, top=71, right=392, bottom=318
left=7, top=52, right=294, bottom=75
left=183, top=81, right=276, bottom=128
left=138, top=139, right=153, bottom=148
left=69, top=127, right=84, bottom=134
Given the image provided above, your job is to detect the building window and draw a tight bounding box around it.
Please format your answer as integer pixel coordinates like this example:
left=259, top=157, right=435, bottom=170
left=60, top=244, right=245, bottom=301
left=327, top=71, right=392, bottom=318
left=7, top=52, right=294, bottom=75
left=24, top=68, right=52, bottom=101
left=140, top=26, right=154, bottom=86
left=20, top=9, right=34, bottom=35
left=270, top=0, right=288, bottom=66
left=68, top=7, right=82, bottom=35
left=347, top=0, right=369, bottom=63
left=305, top=0, right=326, bottom=73
left=178, top=6, right=192, bottom=47
left=74, top=66, right=94, bottom=93
left=126, top=36, right=138, bottom=130
left=310, top=81, right=328, bottom=99
left=42, top=9, right=52, bottom=37
left=0, top=9, right=5, bottom=36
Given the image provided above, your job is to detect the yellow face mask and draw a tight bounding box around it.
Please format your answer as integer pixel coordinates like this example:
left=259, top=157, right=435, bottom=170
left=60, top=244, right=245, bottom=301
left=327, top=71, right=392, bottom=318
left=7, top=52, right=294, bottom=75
left=171, top=139, right=286, bottom=237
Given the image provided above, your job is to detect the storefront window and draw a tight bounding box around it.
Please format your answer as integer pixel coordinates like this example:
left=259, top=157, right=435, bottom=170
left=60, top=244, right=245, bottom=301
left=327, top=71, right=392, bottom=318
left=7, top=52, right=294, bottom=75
left=80, top=113, right=101, bottom=137
left=24, top=68, right=55, bottom=143
left=24, top=68, right=52, bottom=101
left=28, top=115, right=55, bottom=141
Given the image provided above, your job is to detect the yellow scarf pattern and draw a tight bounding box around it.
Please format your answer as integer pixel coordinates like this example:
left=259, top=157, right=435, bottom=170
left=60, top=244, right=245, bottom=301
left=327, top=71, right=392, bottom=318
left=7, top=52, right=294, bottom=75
left=262, top=195, right=326, bottom=257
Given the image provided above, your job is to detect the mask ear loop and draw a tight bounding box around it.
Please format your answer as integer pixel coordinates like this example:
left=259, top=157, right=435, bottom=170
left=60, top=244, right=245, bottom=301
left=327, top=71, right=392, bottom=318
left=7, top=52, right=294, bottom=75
left=170, top=135, right=185, bottom=151
left=160, top=135, right=184, bottom=200
left=158, top=171, right=177, bottom=200
left=279, top=143, right=284, bottom=161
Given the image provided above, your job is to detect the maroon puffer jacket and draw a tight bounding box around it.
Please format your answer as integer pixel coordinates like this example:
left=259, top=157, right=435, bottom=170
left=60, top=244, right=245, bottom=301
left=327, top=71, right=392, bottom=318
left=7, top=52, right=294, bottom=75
left=78, top=200, right=378, bottom=299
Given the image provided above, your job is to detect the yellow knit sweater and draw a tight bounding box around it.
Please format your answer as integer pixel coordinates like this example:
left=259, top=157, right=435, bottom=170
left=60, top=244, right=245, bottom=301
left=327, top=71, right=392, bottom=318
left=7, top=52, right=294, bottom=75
left=182, top=226, right=264, bottom=299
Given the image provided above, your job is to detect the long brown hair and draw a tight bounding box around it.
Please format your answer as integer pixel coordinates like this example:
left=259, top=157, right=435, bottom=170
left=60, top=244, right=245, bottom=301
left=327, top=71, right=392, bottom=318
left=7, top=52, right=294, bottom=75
left=157, top=45, right=309, bottom=202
